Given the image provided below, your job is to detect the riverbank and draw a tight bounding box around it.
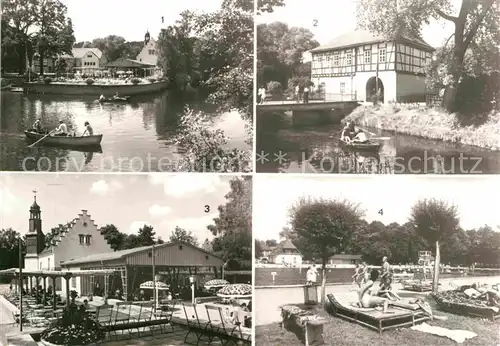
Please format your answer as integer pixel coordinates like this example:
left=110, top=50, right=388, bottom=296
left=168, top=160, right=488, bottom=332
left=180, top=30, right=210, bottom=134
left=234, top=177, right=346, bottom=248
left=345, top=103, right=500, bottom=151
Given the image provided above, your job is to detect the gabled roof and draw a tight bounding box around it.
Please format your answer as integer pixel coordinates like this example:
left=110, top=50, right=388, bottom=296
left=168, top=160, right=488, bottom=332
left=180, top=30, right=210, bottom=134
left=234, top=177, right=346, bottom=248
left=61, top=48, right=103, bottom=59
left=60, top=241, right=223, bottom=266
left=311, top=29, right=434, bottom=53
left=270, top=239, right=301, bottom=256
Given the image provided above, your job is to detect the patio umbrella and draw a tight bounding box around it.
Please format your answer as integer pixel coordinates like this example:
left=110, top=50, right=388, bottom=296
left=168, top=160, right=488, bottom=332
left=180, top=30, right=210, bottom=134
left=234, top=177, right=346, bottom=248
left=116, top=71, right=125, bottom=75
left=139, top=281, right=170, bottom=290
left=204, top=279, right=230, bottom=290
left=216, top=284, right=252, bottom=298
left=126, top=71, right=133, bottom=74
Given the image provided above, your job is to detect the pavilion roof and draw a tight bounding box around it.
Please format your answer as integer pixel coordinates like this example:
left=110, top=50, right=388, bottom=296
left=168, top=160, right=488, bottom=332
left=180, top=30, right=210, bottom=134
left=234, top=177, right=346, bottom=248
left=106, top=57, right=156, bottom=68
left=0, top=268, right=116, bottom=277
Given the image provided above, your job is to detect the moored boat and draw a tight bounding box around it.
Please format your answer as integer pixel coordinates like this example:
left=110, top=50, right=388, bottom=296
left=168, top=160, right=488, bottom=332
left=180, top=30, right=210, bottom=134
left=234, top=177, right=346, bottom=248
left=25, top=130, right=103, bottom=148
left=10, top=87, right=23, bottom=93
left=339, top=138, right=381, bottom=151
left=98, top=96, right=130, bottom=103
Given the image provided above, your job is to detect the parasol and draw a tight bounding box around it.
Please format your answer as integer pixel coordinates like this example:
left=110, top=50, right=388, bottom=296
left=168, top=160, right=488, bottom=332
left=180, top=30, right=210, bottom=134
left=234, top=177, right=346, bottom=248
left=217, top=283, right=252, bottom=298
left=139, top=281, right=170, bottom=290
left=204, top=279, right=230, bottom=289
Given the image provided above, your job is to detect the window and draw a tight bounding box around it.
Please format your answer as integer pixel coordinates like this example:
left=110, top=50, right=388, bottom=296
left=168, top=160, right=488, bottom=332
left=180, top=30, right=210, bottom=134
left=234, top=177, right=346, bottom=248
left=87, top=54, right=93, bottom=58
left=379, top=49, right=386, bottom=63
left=79, top=234, right=84, bottom=244
left=333, top=53, right=340, bottom=66
left=364, top=50, right=371, bottom=64
left=48, top=258, right=51, bottom=270
left=85, top=235, right=91, bottom=245
left=293, top=256, right=297, bottom=263
left=346, top=52, right=352, bottom=66
left=71, top=277, right=76, bottom=288
left=340, top=82, right=345, bottom=93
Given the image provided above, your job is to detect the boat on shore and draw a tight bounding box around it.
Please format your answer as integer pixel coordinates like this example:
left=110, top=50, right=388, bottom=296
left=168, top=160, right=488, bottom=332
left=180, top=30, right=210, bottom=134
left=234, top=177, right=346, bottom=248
left=339, top=138, right=381, bottom=151
left=25, top=130, right=103, bottom=149
left=98, top=96, right=130, bottom=103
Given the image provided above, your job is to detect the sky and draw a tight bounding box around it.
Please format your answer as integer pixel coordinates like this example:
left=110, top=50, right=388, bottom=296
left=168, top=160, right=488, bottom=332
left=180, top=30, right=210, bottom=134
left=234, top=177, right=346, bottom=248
left=254, top=175, right=500, bottom=241
left=0, top=173, right=236, bottom=242
left=60, top=0, right=223, bottom=42
left=257, top=0, right=462, bottom=49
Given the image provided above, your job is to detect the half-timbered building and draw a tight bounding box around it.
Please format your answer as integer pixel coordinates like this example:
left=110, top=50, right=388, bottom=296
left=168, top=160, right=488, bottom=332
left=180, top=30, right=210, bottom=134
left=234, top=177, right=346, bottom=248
left=310, top=30, right=435, bottom=103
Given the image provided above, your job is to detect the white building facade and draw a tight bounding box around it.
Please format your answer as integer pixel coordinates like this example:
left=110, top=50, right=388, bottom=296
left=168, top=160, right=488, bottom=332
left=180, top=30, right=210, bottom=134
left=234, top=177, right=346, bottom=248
left=310, top=30, right=435, bottom=103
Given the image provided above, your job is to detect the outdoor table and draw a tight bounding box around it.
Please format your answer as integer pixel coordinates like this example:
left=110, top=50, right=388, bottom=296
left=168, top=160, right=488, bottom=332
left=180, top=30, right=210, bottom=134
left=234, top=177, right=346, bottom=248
left=280, top=305, right=328, bottom=346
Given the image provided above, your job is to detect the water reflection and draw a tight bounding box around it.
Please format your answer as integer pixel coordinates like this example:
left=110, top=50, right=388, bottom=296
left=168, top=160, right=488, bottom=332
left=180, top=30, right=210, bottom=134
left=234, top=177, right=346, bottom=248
left=257, top=112, right=500, bottom=174
left=1, top=91, right=250, bottom=171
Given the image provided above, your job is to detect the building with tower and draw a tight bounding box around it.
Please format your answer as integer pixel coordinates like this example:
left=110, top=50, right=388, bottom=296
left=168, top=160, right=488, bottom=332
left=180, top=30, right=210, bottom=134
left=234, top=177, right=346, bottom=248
left=23, top=193, right=113, bottom=290
left=136, top=30, right=161, bottom=75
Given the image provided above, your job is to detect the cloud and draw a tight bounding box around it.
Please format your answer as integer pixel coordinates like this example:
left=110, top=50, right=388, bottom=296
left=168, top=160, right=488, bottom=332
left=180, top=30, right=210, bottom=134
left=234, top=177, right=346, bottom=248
left=159, top=212, right=218, bottom=242
left=129, top=221, right=153, bottom=234
left=148, top=204, right=171, bottom=217
left=90, top=179, right=122, bottom=196
left=0, top=186, right=17, bottom=215
left=148, top=175, right=224, bottom=198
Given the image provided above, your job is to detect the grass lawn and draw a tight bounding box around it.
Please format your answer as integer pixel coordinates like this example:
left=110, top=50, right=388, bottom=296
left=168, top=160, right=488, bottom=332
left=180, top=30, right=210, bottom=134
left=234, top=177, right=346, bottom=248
left=255, top=300, right=499, bottom=346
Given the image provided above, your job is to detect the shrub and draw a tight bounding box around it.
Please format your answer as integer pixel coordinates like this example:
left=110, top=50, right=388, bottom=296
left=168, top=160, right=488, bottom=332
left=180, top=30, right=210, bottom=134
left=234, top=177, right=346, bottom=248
left=131, top=78, right=140, bottom=85
left=44, top=77, right=52, bottom=84
left=147, top=77, right=156, bottom=83
left=266, top=81, right=283, bottom=96
left=85, top=78, right=94, bottom=85
left=174, top=108, right=251, bottom=172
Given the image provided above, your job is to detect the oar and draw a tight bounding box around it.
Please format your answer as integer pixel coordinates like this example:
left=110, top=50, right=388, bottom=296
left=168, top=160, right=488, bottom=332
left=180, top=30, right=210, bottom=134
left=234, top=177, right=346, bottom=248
left=28, top=130, right=54, bottom=147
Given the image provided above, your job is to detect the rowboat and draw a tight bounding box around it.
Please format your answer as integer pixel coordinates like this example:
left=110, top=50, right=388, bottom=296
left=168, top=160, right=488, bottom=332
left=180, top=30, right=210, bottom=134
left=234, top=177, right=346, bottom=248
left=25, top=131, right=103, bottom=148
left=10, top=87, right=24, bottom=93
left=98, top=96, right=130, bottom=103
left=339, top=138, right=381, bottom=151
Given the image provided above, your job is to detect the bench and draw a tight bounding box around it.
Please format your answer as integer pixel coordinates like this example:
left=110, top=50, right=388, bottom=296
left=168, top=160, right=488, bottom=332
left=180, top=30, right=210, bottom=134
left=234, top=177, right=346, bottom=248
left=205, top=304, right=251, bottom=345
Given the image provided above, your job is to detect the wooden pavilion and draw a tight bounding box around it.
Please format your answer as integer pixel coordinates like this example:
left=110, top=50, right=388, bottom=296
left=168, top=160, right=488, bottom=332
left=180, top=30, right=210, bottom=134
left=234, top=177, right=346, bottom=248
left=105, top=57, right=156, bottom=77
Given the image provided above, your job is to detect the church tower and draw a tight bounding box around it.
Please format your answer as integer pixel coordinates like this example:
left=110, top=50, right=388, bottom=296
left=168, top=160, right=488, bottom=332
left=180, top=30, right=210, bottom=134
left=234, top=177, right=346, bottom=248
left=24, top=191, right=45, bottom=270
left=144, top=30, right=151, bottom=45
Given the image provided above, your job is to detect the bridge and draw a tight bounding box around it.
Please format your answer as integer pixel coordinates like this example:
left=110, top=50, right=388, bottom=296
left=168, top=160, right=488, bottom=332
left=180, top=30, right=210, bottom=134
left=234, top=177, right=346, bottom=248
left=257, top=93, right=361, bottom=125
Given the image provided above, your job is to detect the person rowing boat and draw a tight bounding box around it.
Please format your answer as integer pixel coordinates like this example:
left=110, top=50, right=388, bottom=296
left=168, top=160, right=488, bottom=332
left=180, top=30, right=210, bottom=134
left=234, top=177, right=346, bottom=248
left=82, top=121, right=93, bottom=136
left=352, top=128, right=369, bottom=143
left=53, top=120, right=68, bottom=136
left=32, top=118, right=43, bottom=133
left=341, top=121, right=357, bottom=143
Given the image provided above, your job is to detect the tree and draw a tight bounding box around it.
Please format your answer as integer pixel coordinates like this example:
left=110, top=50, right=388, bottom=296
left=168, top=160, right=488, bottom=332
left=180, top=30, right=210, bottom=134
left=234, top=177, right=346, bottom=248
left=91, top=35, right=127, bottom=62
left=32, top=0, right=75, bottom=75
left=254, top=240, right=263, bottom=258
left=137, top=224, right=156, bottom=246
left=410, top=199, right=460, bottom=293
left=288, top=198, right=364, bottom=304
left=169, top=226, right=199, bottom=246
left=1, top=0, right=39, bottom=73
left=356, top=0, right=498, bottom=111
left=208, top=176, right=252, bottom=270
left=201, top=238, right=213, bottom=252
left=265, top=239, right=278, bottom=247
left=0, top=228, right=25, bottom=282
left=257, top=0, right=285, bottom=14
left=99, top=224, right=125, bottom=251
left=257, top=22, right=319, bottom=88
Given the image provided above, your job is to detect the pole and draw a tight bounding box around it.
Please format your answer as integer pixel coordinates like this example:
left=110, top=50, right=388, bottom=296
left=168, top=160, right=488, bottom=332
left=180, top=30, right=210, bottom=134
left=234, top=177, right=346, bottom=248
left=152, top=244, right=156, bottom=312
left=191, top=282, right=195, bottom=304
left=18, top=237, right=23, bottom=332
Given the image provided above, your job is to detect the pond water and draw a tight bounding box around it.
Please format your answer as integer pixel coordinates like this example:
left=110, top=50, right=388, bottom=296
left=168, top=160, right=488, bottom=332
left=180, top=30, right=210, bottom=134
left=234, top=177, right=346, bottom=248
left=0, top=91, right=250, bottom=172
left=256, top=112, right=500, bottom=174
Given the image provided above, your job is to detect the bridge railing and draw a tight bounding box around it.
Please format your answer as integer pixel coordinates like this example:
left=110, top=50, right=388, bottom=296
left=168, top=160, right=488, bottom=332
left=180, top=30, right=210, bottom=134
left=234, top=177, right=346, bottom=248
left=260, top=92, right=358, bottom=105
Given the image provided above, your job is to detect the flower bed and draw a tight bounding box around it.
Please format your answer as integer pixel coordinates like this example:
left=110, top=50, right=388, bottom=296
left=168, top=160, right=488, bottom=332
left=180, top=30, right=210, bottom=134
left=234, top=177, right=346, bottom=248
left=40, top=299, right=105, bottom=346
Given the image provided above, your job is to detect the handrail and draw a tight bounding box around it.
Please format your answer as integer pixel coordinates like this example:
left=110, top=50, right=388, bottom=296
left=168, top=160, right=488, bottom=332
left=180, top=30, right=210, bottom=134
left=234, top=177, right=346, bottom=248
left=258, top=92, right=358, bottom=105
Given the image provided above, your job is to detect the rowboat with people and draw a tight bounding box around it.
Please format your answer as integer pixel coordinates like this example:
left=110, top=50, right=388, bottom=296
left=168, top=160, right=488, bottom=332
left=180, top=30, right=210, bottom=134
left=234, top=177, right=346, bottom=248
left=98, top=96, right=130, bottom=103
left=24, top=130, right=103, bottom=148
left=339, top=138, right=381, bottom=151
